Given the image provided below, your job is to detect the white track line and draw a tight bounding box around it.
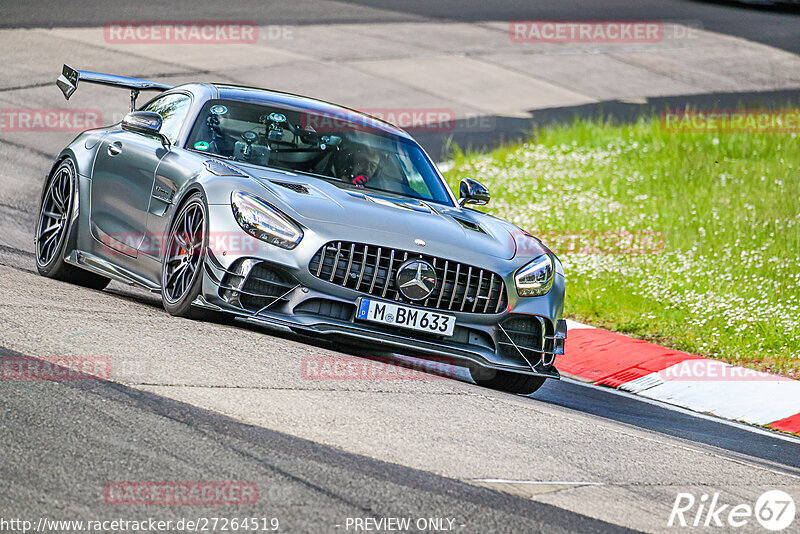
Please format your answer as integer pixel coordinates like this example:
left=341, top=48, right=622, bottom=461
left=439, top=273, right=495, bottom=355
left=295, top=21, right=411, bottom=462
left=472, top=479, right=604, bottom=486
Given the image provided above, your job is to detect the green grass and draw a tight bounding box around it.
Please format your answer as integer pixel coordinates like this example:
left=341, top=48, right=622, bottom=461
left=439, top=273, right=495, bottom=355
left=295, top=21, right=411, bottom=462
left=442, top=117, right=800, bottom=378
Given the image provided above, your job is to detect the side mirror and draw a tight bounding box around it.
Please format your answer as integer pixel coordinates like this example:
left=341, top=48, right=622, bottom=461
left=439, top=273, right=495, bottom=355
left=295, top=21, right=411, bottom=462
left=458, top=178, right=490, bottom=207
left=122, top=111, right=170, bottom=148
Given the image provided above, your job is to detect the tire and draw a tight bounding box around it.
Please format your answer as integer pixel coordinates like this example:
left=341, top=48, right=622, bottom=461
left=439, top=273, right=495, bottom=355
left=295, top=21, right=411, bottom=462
left=161, top=191, right=211, bottom=319
left=35, top=158, right=110, bottom=290
left=469, top=366, right=547, bottom=395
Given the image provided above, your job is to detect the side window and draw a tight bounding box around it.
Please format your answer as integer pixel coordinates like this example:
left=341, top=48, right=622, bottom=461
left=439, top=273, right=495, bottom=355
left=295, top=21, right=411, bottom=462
left=142, top=94, right=192, bottom=145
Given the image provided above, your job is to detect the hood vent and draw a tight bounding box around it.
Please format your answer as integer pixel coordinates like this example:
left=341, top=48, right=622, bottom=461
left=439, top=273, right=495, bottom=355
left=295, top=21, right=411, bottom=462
left=362, top=194, right=432, bottom=213
left=271, top=181, right=310, bottom=195
left=204, top=159, right=247, bottom=177
left=451, top=216, right=486, bottom=234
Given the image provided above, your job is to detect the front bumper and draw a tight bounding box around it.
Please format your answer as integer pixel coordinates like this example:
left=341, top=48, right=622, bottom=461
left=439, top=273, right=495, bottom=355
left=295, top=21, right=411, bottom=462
left=197, top=203, right=566, bottom=378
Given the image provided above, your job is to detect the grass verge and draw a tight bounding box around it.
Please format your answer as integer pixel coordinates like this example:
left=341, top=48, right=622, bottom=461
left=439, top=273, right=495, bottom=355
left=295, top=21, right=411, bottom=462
left=442, top=117, right=800, bottom=378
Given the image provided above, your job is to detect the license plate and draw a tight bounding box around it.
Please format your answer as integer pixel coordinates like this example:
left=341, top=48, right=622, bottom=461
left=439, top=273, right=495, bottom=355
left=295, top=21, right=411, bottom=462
left=356, top=298, right=456, bottom=337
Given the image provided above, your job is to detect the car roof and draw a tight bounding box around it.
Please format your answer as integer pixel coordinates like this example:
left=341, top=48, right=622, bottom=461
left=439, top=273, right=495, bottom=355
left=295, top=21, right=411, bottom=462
left=202, top=83, right=413, bottom=140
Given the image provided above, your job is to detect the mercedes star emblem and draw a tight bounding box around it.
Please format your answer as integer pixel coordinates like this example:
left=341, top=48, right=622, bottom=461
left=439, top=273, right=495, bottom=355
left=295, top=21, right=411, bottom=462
left=396, top=259, right=438, bottom=301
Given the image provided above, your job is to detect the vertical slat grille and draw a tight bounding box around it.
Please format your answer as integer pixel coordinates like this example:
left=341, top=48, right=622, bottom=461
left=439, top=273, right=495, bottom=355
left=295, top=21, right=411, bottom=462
left=448, top=264, right=461, bottom=310
left=460, top=267, right=473, bottom=311
left=308, top=241, right=508, bottom=314
left=472, top=271, right=484, bottom=312
left=484, top=274, right=495, bottom=313
left=369, top=247, right=382, bottom=294
left=423, top=258, right=437, bottom=308
left=382, top=250, right=395, bottom=297
left=356, top=244, right=368, bottom=290
left=342, top=243, right=355, bottom=287
left=329, top=242, right=342, bottom=282
left=436, top=260, right=449, bottom=309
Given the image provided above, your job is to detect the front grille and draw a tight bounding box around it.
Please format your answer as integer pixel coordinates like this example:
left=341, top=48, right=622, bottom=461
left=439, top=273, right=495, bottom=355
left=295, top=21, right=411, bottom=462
left=308, top=241, right=508, bottom=314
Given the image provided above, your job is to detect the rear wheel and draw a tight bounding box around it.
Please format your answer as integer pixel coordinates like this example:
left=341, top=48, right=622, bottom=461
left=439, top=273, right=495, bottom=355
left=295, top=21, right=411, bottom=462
left=469, top=366, right=546, bottom=395
left=35, top=158, right=110, bottom=290
left=161, top=191, right=210, bottom=319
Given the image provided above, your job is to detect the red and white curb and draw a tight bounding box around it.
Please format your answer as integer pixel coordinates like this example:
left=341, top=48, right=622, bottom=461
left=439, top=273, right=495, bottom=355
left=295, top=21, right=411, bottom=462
left=561, top=320, right=800, bottom=435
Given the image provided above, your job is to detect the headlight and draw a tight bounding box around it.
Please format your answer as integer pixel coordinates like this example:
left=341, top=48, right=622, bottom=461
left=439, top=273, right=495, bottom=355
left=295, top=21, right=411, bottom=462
left=514, top=254, right=554, bottom=297
left=231, top=191, right=303, bottom=249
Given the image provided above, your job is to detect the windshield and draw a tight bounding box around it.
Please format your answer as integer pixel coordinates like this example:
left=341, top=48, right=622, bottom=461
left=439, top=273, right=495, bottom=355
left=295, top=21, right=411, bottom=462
left=186, top=99, right=452, bottom=205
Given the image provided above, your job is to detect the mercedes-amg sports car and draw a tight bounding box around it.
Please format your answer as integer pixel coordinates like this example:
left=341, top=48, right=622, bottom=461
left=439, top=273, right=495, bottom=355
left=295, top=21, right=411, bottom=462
left=37, top=64, right=566, bottom=395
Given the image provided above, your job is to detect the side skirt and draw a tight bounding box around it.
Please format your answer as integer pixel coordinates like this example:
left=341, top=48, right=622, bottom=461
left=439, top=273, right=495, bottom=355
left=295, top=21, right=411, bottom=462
left=64, top=249, right=161, bottom=292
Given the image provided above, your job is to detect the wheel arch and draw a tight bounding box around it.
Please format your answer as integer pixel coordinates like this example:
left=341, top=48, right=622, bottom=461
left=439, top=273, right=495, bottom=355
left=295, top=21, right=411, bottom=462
left=169, top=183, right=208, bottom=226
left=55, top=131, right=108, bottom=180
left=40, top=133, right=108, bottom=243
left=39, top=154, right=70, bottom=206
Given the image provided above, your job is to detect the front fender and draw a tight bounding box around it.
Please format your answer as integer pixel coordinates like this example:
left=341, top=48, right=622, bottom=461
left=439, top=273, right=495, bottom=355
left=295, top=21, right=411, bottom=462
left=56, top=130, right=108, bottom=179
left=45, top=131, right=108, bottom=264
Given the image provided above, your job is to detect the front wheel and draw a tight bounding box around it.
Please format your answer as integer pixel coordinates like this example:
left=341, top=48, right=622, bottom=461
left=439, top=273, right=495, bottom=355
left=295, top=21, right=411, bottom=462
left=469, top=366, right=547, bottom=395
left=161, top=191, right=210, bottom=319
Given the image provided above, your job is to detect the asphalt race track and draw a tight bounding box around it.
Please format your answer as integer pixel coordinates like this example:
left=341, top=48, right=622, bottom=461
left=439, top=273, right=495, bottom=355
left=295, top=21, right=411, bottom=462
left=1, top=2, right=800, bottom=533
left=2, top=0, right=800, bottom=54
left=0, top=345, right=634, bottom=534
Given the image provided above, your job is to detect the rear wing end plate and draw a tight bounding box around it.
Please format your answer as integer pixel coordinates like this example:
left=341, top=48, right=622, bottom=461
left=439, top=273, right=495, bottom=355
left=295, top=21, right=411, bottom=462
left=56, top=64, right=174, bottom=110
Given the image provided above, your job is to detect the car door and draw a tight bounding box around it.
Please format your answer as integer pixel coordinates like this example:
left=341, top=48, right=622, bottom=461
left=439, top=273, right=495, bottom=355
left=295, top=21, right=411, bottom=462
left=90, top=93, right=191, bottom=258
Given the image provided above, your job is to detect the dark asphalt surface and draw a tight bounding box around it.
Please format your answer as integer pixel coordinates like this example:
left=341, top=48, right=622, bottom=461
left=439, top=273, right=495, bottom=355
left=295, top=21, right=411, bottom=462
left=2, top=0, right=798, bottom=158
left=1, top=338, right=798, bottom=532
left=537, top=379, right=800, bottom=472
left=0, top=347, right=639, bottom=534
left=346, top=0, right=800, bottom=54
left=1, top=0, right=798, bottom=54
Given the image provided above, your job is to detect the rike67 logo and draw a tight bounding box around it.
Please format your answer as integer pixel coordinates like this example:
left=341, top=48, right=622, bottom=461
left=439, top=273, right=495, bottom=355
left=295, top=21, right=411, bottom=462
left=669, top=490, right=796, bottom=531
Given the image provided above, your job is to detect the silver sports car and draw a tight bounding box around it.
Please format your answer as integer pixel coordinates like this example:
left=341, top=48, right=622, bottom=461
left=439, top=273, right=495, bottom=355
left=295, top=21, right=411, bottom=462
left=37, top=64, right=566, bottom=395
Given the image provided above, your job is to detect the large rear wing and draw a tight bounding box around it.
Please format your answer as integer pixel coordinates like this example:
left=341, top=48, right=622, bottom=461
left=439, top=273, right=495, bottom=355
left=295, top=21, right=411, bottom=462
left=56, top=64, right=174, bottom=110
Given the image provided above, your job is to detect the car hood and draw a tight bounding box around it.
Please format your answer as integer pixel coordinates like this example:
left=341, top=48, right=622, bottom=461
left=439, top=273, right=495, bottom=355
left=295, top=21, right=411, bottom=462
left=244, top=169, right=543, bottom=261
